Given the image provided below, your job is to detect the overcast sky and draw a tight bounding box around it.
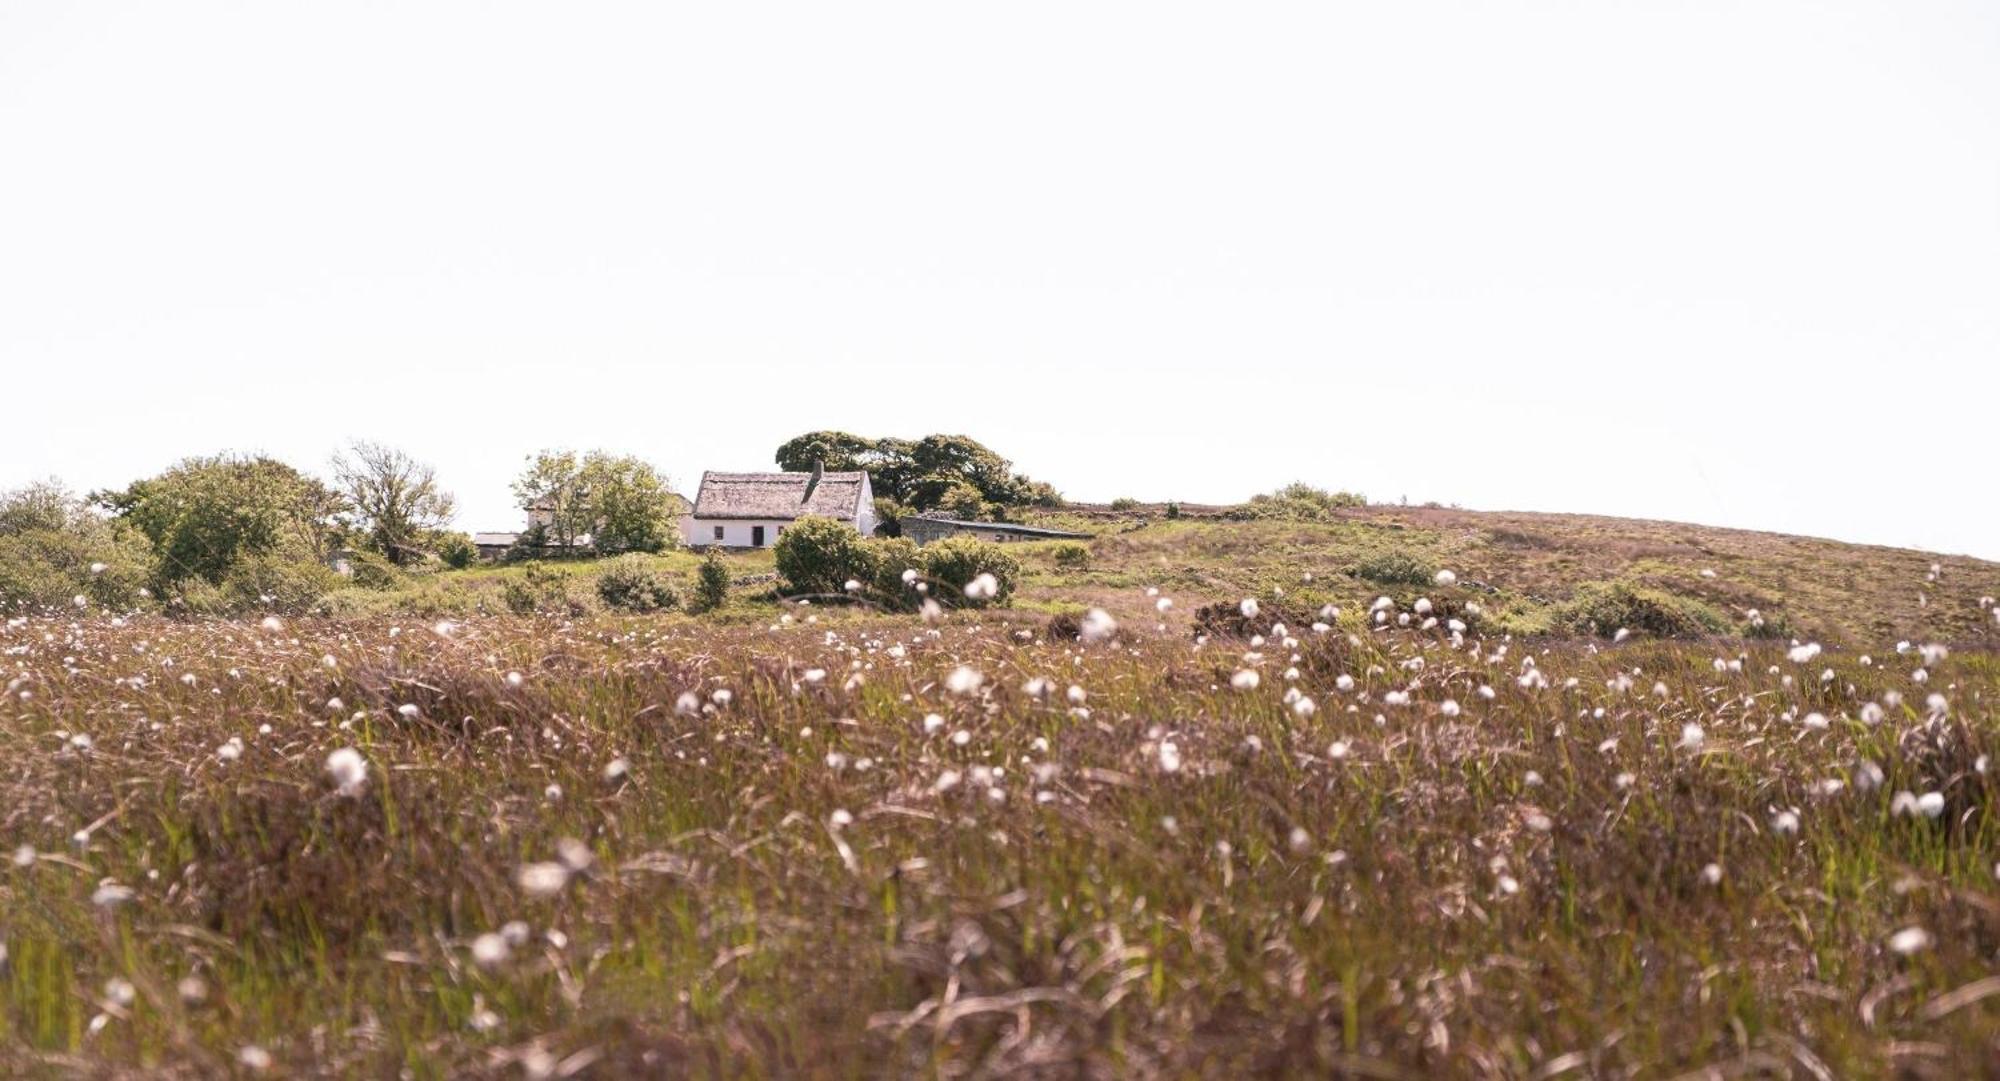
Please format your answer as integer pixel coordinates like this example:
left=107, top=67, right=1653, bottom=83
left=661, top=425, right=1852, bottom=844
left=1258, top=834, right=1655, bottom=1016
left=3, top=2, right=1995, bottom=557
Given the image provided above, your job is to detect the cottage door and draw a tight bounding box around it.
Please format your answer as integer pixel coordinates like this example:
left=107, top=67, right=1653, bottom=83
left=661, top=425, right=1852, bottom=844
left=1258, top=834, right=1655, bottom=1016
left=752, top=525, right=765, bottom=547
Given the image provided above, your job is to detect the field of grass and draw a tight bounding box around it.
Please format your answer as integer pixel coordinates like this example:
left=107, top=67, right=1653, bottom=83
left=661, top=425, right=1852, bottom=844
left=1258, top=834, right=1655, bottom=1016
left=4, top=516, right=1998, bottom=1076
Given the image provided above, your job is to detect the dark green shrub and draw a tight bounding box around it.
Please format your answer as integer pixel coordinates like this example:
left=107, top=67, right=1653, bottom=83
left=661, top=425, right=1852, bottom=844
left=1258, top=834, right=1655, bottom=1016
left=1165, top=501, right=1183, bottom=520
left=502, top=564, right=583, bottom=616
left=921, top=536, right=1020, bottom=608
left=867, top=537, right=924, bottom=608
left=596, top=555, right=680, bottom=612
left=504, top=523, right=549, bottom=564
left=774, top=516, right=877, bottom=599
left=1741, top=607, right=1795, bottom=640
left=345, top=550, right=406, bottom=591
left=872, top=498, right=909, bottom=538
left=1109, top=497, right=1140, bottom=512
left=1235, top=483, right=1366, bottom=521
left=694, top=550, right=730, bottom=613
left=434, top=532, right=478, bottom=569
left=1354, top=550, right=1436, bottom=587
left=1554, top=581, right=1728, bottom=639
left=1052, top=542, right=1090, bottom=569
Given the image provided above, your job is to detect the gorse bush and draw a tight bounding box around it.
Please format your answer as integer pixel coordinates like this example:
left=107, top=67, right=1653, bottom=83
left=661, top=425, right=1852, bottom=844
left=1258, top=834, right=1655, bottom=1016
left=502, top=565, right=589, bottom=616
left=693, top=550, right=730, bottom=613
left=595, top=555, right=680, bottom=612
left=1235, top=482, right=1367, bottom=522
left=919, top=535, right=1021, bottom=608
left=0, top=481, right=154, bottom=613
left=1354, top=550, right=1437, bottom=587
left=1052, top=542, right=1090, bottom=569
left=774, top=518, right=1020, bottom=610
left=1554, top=581, right=1729, bottom=639
left=868, top=537, right=924, bottom=602
left=774, top=517, right=879, bottom=599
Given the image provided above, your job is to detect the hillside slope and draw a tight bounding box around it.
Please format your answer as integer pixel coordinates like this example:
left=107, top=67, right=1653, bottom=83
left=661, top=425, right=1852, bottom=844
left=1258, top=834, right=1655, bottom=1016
left=1018, top=506, right=2000, bottom=647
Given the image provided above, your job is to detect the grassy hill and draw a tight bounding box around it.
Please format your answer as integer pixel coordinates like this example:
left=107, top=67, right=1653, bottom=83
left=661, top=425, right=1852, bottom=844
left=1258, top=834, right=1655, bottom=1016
left=335, top=507, right=2000, bottom=648
left=2, top=506, right=1996, bottom=1076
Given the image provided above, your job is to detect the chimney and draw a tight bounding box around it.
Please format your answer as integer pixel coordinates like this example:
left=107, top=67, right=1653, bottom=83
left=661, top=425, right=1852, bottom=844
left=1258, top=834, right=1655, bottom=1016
left=804, top=458, right=824, bottom=501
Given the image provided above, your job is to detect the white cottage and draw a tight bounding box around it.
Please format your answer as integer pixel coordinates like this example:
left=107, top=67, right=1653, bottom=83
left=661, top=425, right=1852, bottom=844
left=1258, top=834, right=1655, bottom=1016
left=684, top=463, right=877, bottom=549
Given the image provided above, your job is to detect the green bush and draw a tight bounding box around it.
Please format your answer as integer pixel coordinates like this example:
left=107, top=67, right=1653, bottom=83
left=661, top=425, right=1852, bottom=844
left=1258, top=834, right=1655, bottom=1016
left=1165, top=501, right=1183, bottom=520
left=1553, top=581, right=1728, bottom=640
left=868, top=537, right=924, bottom=607
left=1354, top=550, right=1436, bottom=587
left=774, top=517, right=877, bottom=599
left=504, top=523, right=550, bottom=564
left=1109, top=497, right=1140, bottom=512
left=345, top=550, right=407, bottom=591
left=1052, top=542, right=1090, bottom=569
left=1235, top=483, right=1366, bottom=522
left=502, top=565, right=589, bottom=616
left=0, top=482, right=156, bottom=613
left=872, top=498, right=910, bottom=538
left=920, top=535, right=1021, bottom=608
left=693, top=550, right=730, bottom=613
left=434, top=531, right=478, bottom=569
left=1741, top=607, right=1795, bottom=640
left=167, top=554, right=340, bottom=616
left=595, top=555, right=681, bottom=612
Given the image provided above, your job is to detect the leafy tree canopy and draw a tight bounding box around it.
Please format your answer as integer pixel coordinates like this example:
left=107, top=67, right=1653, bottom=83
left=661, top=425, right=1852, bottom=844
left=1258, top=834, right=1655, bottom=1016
left=94, top=455, right=346, bottom=585
left=511, top=450, right=680, bottom=555
left=773, top=431, right=1060, bottom=519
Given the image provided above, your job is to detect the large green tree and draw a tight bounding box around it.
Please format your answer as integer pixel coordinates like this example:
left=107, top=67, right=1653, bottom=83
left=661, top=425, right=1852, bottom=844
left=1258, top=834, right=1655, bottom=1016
left=772, top=431, right=1060, bottom=518
left=95, top=455, right=346, bottom=585
left=511, top=450, right=679, bottom=555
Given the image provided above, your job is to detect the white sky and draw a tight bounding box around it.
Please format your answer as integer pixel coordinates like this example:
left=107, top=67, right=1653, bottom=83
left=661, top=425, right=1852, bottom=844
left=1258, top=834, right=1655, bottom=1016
left=3, top=2, right=1996, bottom=558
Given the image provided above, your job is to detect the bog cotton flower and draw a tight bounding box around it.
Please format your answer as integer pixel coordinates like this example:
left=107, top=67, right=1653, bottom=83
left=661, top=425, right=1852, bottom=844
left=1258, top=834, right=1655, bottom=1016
left=325, top=747, right=368, bottom=796
left=1230, top=669, right=1260, bottom=691
left=945, top=666, right=983, bottom=695
left=1887, top=927, right=1933, bottom=955
left=1079, top=608, right=1117, bottom=644
left=517, top=862, right=571, bottom=898
left=471, top=932, right=511, bottom=967
left=963, top=573, right=999, bottom=601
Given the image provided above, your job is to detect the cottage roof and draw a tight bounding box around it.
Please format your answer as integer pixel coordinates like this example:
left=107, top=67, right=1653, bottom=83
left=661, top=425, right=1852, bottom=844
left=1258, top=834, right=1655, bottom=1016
left=692, top=471, right=868, bottom=521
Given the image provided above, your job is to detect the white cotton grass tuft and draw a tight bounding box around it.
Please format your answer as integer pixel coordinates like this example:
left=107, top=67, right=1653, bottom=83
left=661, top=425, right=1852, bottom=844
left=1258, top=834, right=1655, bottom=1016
left=1886, top=926, right=1933, bottom=956
left=1239, top=598, right=1259, bottom=619
left=963, top=573, right=999, bottom=601
left=1230, top=669, right=1260, bottom=692
left=1787, top=642, right=1822, bottom=664
left=470, top=932, right=512, bottom=967
left=945, top=666, right=984, bottom=695
left=517, top=862, right=572, bottom=898
left=1079, top=608, right=1118, bottom=644
left=1679, top=723, right=1705, bottom=750
left=325, top=747, right=368, bottom=796
left=1434, top=569, right=1456, bottom=587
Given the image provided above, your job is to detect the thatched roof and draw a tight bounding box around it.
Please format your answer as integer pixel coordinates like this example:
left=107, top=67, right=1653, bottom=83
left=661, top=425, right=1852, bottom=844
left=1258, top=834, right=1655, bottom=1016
left=692, top=471, right=868, bottom=521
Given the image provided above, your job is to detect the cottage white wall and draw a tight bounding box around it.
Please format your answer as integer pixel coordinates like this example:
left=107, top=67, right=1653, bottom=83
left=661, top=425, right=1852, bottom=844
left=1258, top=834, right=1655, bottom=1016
left=853, top=474, right=878, bottom=536
left=683, top=518, right=801, bottom=549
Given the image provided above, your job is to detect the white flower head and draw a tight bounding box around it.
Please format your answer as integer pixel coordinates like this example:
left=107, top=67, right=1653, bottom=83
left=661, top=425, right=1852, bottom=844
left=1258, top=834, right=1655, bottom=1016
left=325, top=747, right=368, bottom=796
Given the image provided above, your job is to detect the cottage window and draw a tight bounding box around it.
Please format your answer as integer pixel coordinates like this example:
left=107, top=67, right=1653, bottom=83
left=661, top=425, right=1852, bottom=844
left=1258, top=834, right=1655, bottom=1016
left=713, top=526, right=724, bottom=541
